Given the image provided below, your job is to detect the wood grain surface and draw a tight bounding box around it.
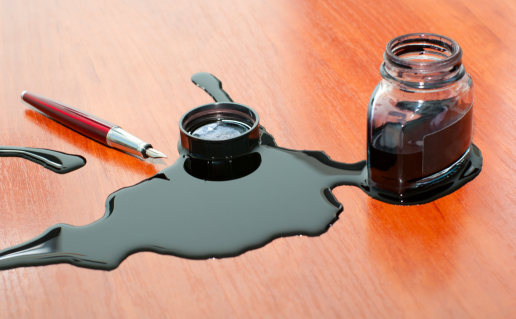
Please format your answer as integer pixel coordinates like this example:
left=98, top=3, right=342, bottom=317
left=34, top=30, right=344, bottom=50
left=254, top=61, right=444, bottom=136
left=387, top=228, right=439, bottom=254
left=0, top=0, right=515, bottom=318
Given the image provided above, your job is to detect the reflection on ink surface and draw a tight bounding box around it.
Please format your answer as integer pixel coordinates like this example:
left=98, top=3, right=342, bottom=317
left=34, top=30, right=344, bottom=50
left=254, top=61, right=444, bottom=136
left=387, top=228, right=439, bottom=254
left=184, top=152, right=261, bottom=181
left=0, top=127, right=482, bottom=271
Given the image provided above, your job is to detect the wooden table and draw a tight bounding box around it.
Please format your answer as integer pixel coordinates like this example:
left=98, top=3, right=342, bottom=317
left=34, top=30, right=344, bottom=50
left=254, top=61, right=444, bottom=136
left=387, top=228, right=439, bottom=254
left=1, top=0, right=515, bottom=318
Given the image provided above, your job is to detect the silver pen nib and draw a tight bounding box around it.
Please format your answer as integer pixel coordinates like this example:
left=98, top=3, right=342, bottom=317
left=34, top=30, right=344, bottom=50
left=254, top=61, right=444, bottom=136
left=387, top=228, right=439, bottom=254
left=145, top=148, right=167, bottom=158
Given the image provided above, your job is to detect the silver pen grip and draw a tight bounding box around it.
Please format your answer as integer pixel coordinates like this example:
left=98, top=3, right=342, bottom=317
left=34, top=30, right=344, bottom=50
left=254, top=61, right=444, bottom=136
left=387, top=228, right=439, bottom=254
left=106, top=127, right=152, bottom=158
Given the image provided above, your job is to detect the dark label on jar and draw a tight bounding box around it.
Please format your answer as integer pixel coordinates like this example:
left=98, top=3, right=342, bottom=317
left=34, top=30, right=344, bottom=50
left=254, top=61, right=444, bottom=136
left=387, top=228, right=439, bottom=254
left=423, top=106, right=473, bottom=175
left=368, top=102, right=474, bottom=194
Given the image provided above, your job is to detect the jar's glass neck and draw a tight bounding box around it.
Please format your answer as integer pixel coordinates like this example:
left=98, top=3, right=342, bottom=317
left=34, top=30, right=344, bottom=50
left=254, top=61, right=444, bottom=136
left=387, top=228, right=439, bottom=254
left=381, top=33, right=464, bottom=89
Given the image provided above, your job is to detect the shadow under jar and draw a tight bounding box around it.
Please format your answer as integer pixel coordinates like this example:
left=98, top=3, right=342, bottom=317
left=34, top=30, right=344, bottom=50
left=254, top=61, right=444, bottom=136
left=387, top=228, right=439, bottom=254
left=367, top=33, right=474, bottom=196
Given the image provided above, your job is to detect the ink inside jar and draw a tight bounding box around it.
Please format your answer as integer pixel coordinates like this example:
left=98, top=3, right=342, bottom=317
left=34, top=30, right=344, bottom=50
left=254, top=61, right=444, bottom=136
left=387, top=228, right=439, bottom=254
left=367, top=33, right=474, bottom=196
left=191, top=120, right=250, bottom=140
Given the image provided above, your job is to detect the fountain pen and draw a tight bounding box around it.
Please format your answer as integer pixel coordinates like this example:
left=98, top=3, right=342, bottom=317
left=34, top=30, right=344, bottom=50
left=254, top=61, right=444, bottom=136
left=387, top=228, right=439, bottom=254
left=21, top=92, right=167, bottom=159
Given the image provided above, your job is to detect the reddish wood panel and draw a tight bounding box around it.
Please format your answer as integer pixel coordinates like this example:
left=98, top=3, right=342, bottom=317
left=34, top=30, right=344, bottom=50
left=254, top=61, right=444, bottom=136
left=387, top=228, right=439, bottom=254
left=0, top=0, right=515, bottom=318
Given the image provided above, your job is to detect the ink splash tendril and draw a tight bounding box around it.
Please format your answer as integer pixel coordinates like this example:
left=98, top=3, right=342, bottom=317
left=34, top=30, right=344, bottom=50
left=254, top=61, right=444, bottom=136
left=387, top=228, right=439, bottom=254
left=0, top=146, right=85, bottom=174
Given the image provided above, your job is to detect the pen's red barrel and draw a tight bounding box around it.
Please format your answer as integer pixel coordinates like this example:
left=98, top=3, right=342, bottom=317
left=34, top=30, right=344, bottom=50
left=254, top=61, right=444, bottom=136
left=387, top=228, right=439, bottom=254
left=22, top=92, right=116, bottom=144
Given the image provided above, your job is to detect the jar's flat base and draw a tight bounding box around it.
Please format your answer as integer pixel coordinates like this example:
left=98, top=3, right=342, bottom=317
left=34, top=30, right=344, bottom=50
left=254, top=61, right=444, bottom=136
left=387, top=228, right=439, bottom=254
left=360, top=144, right=482, bottom=205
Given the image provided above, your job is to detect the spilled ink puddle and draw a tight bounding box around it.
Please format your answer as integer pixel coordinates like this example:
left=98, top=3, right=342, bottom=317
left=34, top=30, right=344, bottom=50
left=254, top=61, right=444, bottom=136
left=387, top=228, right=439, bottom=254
left=0, top=128, right=482, bottom=271
left=0, top=73, right=482, bottom=271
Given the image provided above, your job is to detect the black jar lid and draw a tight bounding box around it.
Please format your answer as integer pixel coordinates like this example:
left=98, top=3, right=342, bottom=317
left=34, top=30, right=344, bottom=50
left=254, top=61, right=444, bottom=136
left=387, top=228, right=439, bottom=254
left=179, top=102, right=260, bottom=159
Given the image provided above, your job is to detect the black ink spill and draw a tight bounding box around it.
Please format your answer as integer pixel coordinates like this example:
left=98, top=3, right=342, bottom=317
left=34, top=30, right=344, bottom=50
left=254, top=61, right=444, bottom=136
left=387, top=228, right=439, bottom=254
left=0, top=73, right=481, bottom=271
left=0, top=127, right=365, bottom=270
left=0, top=146, right=86, bottom=174
left=0, top=127, right=482, bottom=271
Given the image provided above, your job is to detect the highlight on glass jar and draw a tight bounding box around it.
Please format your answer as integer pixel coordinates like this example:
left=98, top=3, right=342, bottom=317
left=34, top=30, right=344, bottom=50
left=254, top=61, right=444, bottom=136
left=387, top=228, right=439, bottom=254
left=367, top=33, right=477, bottom=200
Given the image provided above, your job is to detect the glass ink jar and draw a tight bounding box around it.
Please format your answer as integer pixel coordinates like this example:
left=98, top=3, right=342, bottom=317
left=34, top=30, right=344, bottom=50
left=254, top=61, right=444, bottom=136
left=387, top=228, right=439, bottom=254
left=367, top=33, right=474, bottom=196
